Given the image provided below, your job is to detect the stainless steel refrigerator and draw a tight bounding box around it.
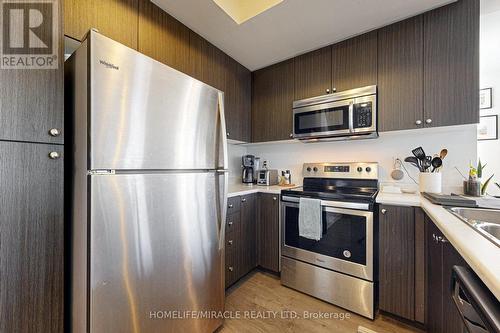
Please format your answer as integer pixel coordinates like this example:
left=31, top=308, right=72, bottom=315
left=65, top=30, right=228, bottom=333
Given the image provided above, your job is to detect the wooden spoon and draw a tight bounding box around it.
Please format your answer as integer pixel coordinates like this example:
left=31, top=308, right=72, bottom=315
left=439, top=149, right=448, bottom=160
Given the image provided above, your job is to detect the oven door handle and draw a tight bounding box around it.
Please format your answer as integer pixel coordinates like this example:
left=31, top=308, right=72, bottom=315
left=281, top=196, right=370, bottom=211
left=348, top=101, right=354, bottom=133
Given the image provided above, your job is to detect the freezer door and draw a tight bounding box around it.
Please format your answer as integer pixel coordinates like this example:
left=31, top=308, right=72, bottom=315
left=89, top=172, right=224, bottom=333
left=88, top=32, right=224, bottom=170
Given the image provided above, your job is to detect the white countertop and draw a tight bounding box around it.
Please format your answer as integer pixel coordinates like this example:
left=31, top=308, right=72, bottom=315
left=377, top=192, right=500, bottom=301
left=228, top=183, right=285, bottom=197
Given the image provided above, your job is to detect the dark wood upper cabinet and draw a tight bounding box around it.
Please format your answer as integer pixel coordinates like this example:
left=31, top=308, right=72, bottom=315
left=0, top=142, right=64, bottom=333
left=294, top=46, right=332, bottom=100
left=423, top=0, right=479, bottom=128
left=188, top=31, right=225, bottom=90
left=0, top=0, right=63, bottom=144
left=378, top=16, right=424, bottom=132
left=332, top=31, right=378, bottom=92
left=257, top=194, right=280, bottom=272
left=378, top=205, right=415, bottom=321
left=64, top=0, right=138, bottom=49
left=224, top=57, right=251, bottom=142
left=138, top=0, right=190, bottom=74
left=252, top=60, right=294, bottom=142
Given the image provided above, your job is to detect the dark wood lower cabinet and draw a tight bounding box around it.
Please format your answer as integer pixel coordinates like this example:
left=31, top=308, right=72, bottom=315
left=378, top=205, right=416, bottom=321
left=257, top=193, right=280, bottom=273
left=0, top=141, right=64, bottom=333
left=425, top=215, right=466, bottom=333
left=225, top=194, right=256, bottom=288
left=240, top=194, right=257, bottom=274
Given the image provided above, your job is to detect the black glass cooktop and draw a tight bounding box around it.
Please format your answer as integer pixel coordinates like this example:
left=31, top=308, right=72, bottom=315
left=282, top=178, right=378, bottom=203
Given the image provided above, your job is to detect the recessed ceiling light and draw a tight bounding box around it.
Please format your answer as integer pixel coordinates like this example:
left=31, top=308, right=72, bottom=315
left=213, top=0, right=283, bottom=24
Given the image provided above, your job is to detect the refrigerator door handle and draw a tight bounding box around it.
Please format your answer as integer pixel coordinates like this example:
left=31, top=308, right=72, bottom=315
left=217, top=169, right=229, bottom=250
left=218, top=92, right=228, bottom=170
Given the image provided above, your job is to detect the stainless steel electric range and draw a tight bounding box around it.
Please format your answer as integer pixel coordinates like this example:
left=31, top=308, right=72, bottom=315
left=280, top=162, right=378, bottom=319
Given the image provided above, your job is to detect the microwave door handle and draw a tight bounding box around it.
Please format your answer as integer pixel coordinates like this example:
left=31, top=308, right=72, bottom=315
left=348, top=101, right=354, bottom=133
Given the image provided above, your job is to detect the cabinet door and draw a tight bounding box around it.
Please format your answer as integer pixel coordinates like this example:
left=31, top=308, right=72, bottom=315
left=332, top=31, right=377, bottom=92
left=294, top=46, right=332, bottom=100
left=378, top=16, right=424, bottom=132
left=64, top=0, right=138, bottom=49
left=240, top=194, right=257, bottom=275
left=188, top=31, right=225, bottom=90
left=423, top=0, right=479, bottom=127
left=138, top=0, right=190, bottom=74
left=252, top=60, right=294, bottom=142
left=224, top=58, right=251, bottom=142
left=0, top=142, right=64, bottom=333
left=1, top=0, right=63, bottom=144
left=442, top=242, right=467, bottom=333
left=378, top=205, right=415, bottom=320
left=426, top=216, right=444, bottom=333
left=257, top=194, right=280, bottom=272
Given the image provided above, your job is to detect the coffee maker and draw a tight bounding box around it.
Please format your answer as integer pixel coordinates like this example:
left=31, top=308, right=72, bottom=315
left=242, top=155, right=255, bottom=184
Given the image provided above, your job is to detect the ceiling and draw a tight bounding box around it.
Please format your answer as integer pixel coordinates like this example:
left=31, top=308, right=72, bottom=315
left=481, top=0, right=500, bottom=15
left=152, top=0, right=454, bottom=71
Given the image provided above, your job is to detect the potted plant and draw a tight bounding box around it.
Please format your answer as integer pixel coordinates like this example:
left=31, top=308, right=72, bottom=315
left=464, top=159, right=494, bottom=196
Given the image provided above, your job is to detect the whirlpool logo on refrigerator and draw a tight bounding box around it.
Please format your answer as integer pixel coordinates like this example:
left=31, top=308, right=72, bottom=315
left=1, top=0, right=59, bottom=69
left=99, top=59, right=119, bottom=70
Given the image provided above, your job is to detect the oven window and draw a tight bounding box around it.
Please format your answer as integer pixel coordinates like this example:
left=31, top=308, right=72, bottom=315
left=294, top=106, right=349, bottom=134
left=284, top=205, right=366, bottom=265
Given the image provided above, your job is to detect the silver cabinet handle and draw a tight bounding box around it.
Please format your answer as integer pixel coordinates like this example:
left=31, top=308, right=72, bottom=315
left=381, top=209, right=387, bottom=214
left=289, top=133, right=294, bottom=138
left=273, top=196, right=277, bottom=201
left=228, top=221, right=233, bottom=226
left=226, top=132, right=230, bottom=137
left=228, top=266, right=234, bottom=272
left=48, top=152, right=60, bottom=160
left=425, top=118, right=432, bottom=124
left=228, top=204, right=233, bottom=208
left=228, top=240, right=233, bottom=245
left=326, top=88, right=331, bottom=94
left=332, top=87, right=337, bottom=93
left=49, top=128, right=61, bottom=137
left=415, top=120, right=422, bottom=125
left=241, top=198, right=246, bottom=202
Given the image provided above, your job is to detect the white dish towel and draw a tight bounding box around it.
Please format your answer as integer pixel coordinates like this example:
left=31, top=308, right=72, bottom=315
left=298, top=197, right=322, bottom=240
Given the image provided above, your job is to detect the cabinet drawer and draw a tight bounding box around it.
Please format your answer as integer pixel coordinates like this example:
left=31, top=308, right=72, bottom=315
left=227, top=196, right=240, bottom=214
left=226, top=212, right=240, bottom=233
left=225, top=230, right=237, bottom=252
left=225, top=247, right=237, bottom=287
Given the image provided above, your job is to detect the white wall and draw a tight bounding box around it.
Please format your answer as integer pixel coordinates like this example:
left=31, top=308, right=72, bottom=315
left=478, top=9, right=500, bottom=196
left=235, top=125, right=477, bottom=192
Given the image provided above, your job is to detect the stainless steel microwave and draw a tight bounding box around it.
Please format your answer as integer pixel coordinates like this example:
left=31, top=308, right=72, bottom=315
left=292, top=85, right=377, bottom=141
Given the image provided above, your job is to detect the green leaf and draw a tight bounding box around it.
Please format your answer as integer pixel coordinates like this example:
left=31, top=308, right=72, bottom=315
left=481, top=174, right=494, bottom=195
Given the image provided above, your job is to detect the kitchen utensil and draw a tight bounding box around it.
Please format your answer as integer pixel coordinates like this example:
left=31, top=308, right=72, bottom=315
left=412, top=146, right=426, bottom=161
left=424, top=156, right=432, bottom=172
left=431, top=156, right=443, bottom=172
left=412, top=147, right=427, bottom=171
left=404, top=156, right=422, bottom=171
left=439, top=148, right=448, bottom=160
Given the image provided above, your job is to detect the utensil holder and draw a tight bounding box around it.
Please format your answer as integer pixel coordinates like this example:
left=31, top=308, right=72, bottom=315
left=419, top=173, right=442, bottom=193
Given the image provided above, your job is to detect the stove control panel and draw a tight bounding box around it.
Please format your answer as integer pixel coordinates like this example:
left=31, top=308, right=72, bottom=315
left=302, top=162, right=378, bottom=180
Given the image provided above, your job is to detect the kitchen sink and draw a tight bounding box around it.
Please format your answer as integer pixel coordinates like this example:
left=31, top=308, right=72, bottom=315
left=446, top=207, right=500, bottom=247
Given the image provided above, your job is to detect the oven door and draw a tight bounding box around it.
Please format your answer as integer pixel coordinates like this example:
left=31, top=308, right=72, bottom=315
left=281, top=198, right=373, bottom=281
left=293, top=100, right=351, bottom=139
